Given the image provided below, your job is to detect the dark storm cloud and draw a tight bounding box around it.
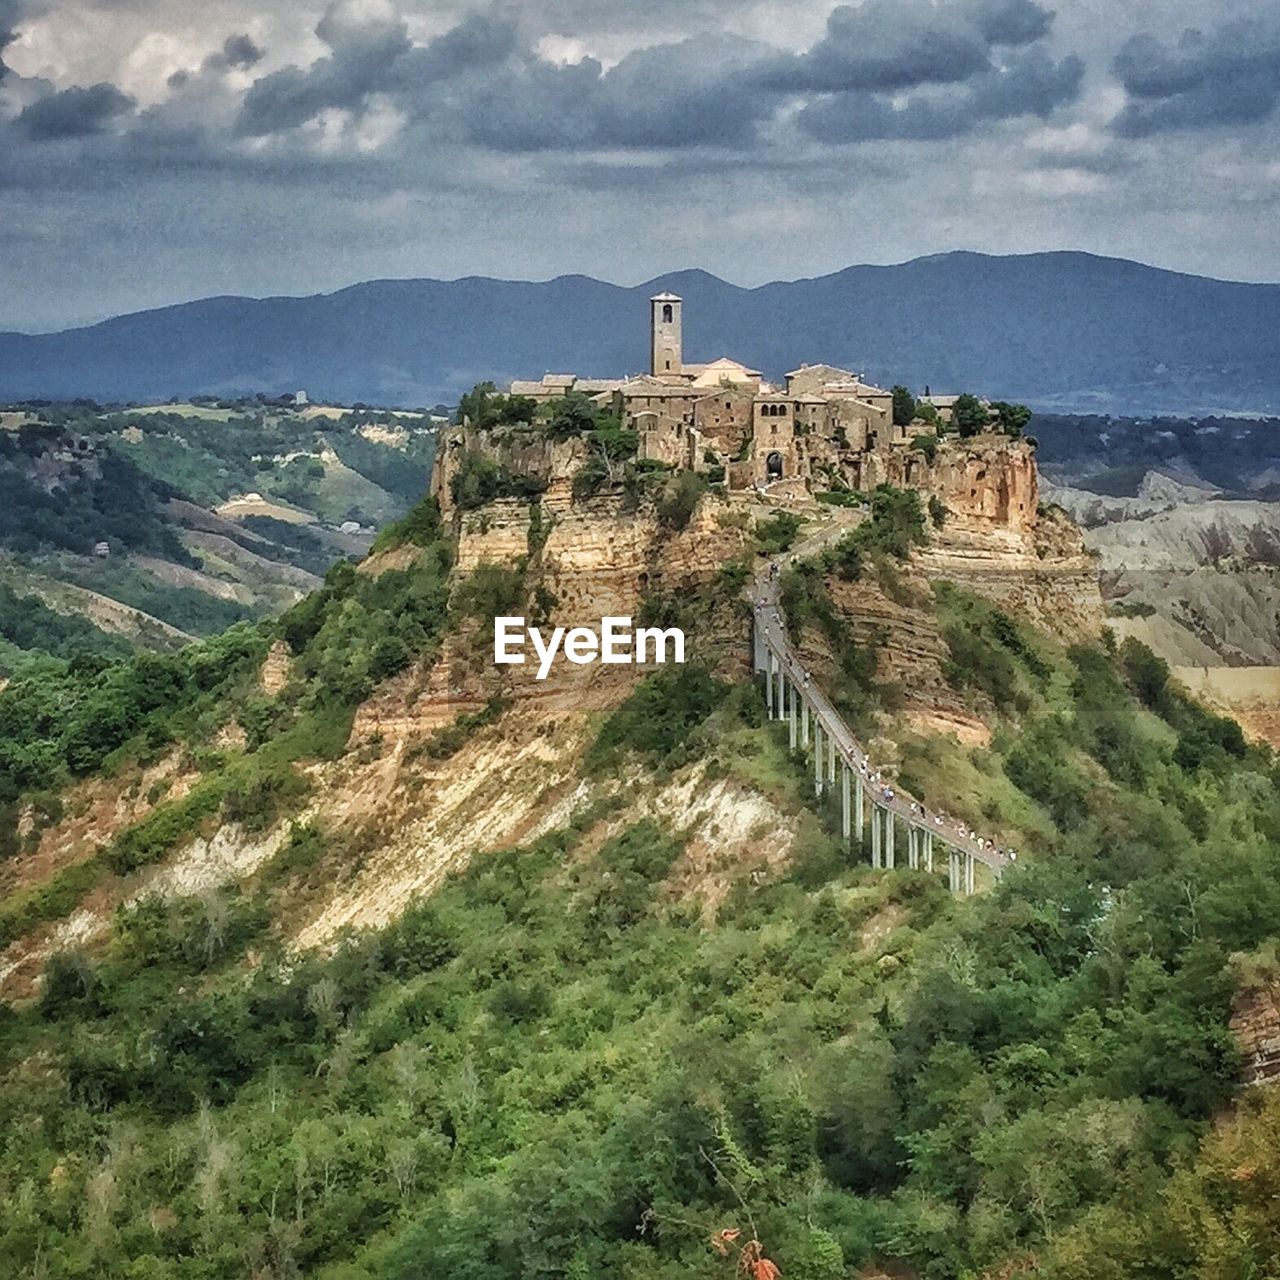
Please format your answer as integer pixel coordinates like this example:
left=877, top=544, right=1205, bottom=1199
left=455, top=34, right=775, bottom=151
left=208, top=33, right=264, bottom=72
left=797, top=47, right=1083, bottom=143
left=0, top=0, right=22, bottom=78
left=2, top=0, right=1084, bottom=162
left=169, top=33, right=264, bottom=88
left=236, top=4, right=517, bottom=136
left=16, top=81, right=136, bottom=139
left=236, top=2, right=411, bottom=135
left=392, top=9, right=519, bottom=86
left=592, top=36, right=776, bottom=147
left=1111, top=19, right=1280, bottom=136
left=767, top=0, right=1055, bottom=93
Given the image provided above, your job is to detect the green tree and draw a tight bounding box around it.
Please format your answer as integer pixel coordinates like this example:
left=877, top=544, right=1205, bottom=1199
left=991, top=401, right=1033, bottom=437
left=892, top=385, right=917, bottom=427
left=546, top=391, right=600, bottom=441
left=456, top=382, right=499, bottom=427
left=952, top=394, right=990, bottom=438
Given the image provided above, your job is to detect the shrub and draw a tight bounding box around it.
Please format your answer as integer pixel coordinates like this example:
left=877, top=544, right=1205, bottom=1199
left=587, top=666, right=727, bottom=772
left=655, top=470, right=707, bottom=531
left=756, top=512, right=803, bottom=554
left=911, top=433, right=939, bottom=463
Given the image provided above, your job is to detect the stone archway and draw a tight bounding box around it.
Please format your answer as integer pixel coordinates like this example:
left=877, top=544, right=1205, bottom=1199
left=766, top=450, right=784, bottom=480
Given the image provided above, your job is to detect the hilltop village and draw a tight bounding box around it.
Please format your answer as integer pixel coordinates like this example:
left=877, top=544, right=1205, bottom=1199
left=436, top=293, right=1038, bottom=536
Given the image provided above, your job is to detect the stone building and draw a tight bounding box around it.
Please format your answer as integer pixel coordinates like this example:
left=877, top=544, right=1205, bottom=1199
left=506, top=293, right=1013, bottom=506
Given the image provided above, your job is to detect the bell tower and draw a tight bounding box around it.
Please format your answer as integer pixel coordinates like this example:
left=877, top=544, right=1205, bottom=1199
left=650, top=292, right=683, bottom=378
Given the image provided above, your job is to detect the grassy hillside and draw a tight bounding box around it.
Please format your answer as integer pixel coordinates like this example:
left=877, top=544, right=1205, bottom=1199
left=0, top=494, right=1278, bottom=1278
left=0, top=402, right=437, bottom=669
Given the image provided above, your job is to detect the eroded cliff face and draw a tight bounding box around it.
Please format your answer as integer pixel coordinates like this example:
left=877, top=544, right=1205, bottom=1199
left=789, top=445, right=1101, bottom=742
left=1232, top=981, right=1280, bottom=1087
left=917, top=504, right=1102, bottom=642
left=433, top=425, right=589, bottom=513
left=352, top=492, right=751, bottom=744
left=796, top=567, right=992, bottom=745
left=426, top=426, right=1097, bottom=746
left=829, top=435, right=1038, bottom=533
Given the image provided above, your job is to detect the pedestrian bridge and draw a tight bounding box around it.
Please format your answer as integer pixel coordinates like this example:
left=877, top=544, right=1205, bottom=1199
left=751, top=570, right=1010, bottom=895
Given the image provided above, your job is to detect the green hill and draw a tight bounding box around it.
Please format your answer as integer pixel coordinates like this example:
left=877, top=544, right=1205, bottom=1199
left=0, top=490, right=1277, bottom=1278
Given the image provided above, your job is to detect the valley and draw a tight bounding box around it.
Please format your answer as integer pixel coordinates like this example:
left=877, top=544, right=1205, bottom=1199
left=0, top=400, right=437, bottom=674
left=1038, top=413, right=1280, bottom=745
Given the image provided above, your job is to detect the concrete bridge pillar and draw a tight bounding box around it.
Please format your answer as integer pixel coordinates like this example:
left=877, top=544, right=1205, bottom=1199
left=775, top=661, right=785, bottom=722
left=924, top=829, right=934, bottom=873
left=871, top=806, right=882, bottom=869
left=885, top=810, right=895, bottom=868
left=827, top=732, right=836, bottom=785
left=841, top=765, right=851, bottom=844
left=813, top=721, right=824, bottom=796
left=788, top=681, right=797, bottom=752
left=965, top=854, right=975, bottom=896
left=855, top=775, right=864, bottom=846
left=801, top=699, right=810, bottom=749
left=908, top=826, right=919, bottom=870
left=948, top=846, right=961, bottom=894
left=765, top=652, right=775, bottom=718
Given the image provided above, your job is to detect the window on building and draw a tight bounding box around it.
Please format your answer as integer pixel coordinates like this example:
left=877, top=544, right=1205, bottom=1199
left=662, top=304, right=673, bottom=323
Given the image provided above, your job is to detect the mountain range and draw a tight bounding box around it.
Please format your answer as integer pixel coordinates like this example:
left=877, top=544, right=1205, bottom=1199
left=3, top=251, right=1279, bottom=414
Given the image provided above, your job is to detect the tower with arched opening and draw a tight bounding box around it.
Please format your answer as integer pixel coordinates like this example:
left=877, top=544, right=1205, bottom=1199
left=650, top=292, right=683, bottom=378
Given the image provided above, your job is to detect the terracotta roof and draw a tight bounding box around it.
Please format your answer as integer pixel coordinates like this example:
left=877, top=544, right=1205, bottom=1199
left=785, top=363, right=853, bottom=379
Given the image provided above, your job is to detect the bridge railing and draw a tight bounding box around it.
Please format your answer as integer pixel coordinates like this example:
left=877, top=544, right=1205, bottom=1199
left=751, top=574, right=1009, bottom=892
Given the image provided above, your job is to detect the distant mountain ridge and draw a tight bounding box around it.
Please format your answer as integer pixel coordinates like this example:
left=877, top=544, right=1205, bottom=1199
left=3, top=251, right=1279, bottom=414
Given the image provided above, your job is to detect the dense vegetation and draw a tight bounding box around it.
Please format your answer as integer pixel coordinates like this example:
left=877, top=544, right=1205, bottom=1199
left=0, top=581, right=130, bottom=673
left=0, top=493, right=451, bottom=924
left=1, top=591, right=1279, bottom=1276
left=0, top=428, right=192, bottom=562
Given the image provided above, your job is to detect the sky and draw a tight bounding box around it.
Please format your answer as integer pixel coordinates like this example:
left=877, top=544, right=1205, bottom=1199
left=1, top=0, right=1278, bottom=331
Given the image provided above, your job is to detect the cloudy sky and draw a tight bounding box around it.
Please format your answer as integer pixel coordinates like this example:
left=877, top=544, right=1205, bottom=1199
left=1, top=0, right=1277, bottom=330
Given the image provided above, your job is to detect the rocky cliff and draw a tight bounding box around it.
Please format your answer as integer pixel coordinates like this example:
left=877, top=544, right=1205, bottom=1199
left=353, top=491, right=752, bottom=744
left=916, top=504, right=1102, bottom=642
